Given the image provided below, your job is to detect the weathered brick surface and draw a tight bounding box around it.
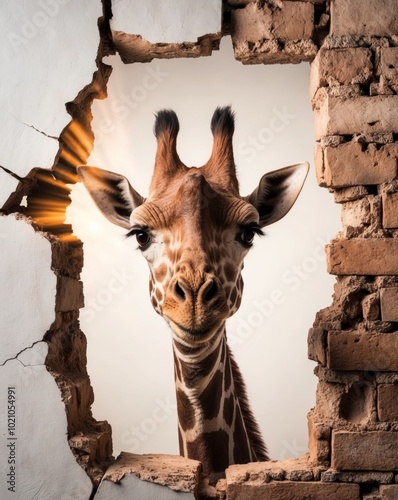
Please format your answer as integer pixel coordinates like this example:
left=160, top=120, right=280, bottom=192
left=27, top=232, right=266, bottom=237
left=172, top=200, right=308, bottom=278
left=314, top=95, right=398, bottom=139
left=308, top=328, right=327, bottom=365
left=308, top=411, right=331, bottom=465
left=231, top=1, right=314, bottom=42
left=330, top=0, right=398, bottom=36
left=380, top=287, right=398, bottom=321
left=380, top=485, right=398, bottom=499
left=379, top=48, right=398, bottom=87
left=382, top=191, right=398, bottom=228
left=328, top=331, right=398, bottom=371
left=310, top=48, right=372, bottom=99
left=226, top=480, right=360, bottom=500
left=378, top=384, right=398, bottom=422
left=326, top=239, right=398, bottom=276
left=332, top=431, right=398, bottom=470
left=231, top=1, right=317, bottom=63
left=318, top=142, right=398, bottom=188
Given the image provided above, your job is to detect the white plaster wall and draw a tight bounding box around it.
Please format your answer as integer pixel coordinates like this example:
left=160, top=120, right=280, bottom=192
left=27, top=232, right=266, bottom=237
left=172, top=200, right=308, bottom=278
left=0, top=2, right=102, bottom=498
left=111, top=0, right=221, bottom=44
left=67, top=37, right=341, bottom=461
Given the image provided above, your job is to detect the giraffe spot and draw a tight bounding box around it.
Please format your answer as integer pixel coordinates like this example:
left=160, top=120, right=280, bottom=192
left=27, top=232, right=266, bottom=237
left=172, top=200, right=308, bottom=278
left=176, top=390, right=196, bottom=431
left=200, top=369, right=223, bottom=421
left=154, top=263, right=167, bottom=282
left=155, top=287, right=163, bottom=302
left=151, top=296, right=158, bottom=309
left=149, top=279, right=154, bottom=293
left=224, top=393, right=235, bottom=427
left=224, top=262, right=236, bottom=283
left=187, top=430, right=230, bottom=475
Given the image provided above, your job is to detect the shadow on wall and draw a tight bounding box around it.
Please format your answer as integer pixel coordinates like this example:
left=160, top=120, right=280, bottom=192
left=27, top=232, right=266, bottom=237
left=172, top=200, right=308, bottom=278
left=66, top=36, right=341, bottom=461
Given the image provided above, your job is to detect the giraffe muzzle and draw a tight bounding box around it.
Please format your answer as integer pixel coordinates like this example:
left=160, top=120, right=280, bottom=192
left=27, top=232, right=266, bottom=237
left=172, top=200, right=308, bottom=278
left=163, top=274, right=229, bottom=343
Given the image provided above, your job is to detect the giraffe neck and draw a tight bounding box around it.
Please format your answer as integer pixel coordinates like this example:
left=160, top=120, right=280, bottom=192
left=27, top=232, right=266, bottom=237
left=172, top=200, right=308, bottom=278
left=172, top=326, right=268, bottom=476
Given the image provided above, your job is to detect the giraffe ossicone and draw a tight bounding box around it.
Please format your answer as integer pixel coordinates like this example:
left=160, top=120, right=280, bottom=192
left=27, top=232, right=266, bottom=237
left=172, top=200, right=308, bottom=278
left=78, top=107, right=309, bottom=477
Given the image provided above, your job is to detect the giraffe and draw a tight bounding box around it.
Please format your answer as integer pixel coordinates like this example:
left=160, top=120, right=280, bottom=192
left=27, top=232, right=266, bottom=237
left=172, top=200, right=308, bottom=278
left=77, top=107, right=309, bottom=477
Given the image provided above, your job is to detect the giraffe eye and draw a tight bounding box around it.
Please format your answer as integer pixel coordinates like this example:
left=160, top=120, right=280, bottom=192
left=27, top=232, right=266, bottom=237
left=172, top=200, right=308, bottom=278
left=135, top=230, right=151, bottom=248
left=237, top=226, right=264, bottom=248
left=240, top=229, right=255, bottom=246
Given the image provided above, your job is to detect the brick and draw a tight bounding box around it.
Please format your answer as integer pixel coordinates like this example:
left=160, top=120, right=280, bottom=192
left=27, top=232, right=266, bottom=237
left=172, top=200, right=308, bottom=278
left=378, top=384, right=398, bottom=421
left=319, top=142, right=398, bottom=188
left=382, top=191, right=398, bottom=228
left=332, top=431, right=398, bottom=470
left=308, top=412, right=331, bottom=465
left=380, top=485, right=398, bottom=499
left=379, top=48, right=398, bottom=86
left=322, top=470, right=394, bottom=484
left=331, top=0, right=398, bottom=36
left=231, top=1, right=314, bottom=43
left=326, top=239, right=398, bottom=275
left=226, top=480, right=359, bottom=500
left=380, top=287, right=398, bottom=321
left=328, top=331, right=398, bottom=371
left=308, top=328, right=327, bottom=365
left=341, top=198, right=370, bottom=228
left=310, top=48, right=372, bottom=99
left=314, top=95, right=398, bottom=140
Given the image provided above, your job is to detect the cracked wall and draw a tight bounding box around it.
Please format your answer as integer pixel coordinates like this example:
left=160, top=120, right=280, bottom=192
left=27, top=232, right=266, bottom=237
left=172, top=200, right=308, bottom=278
left=1, top=1, right=398, bottom=500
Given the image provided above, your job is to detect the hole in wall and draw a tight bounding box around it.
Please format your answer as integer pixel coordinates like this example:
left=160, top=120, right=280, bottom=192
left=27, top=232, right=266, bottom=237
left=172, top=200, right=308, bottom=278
left=67, top=37, right=341, bottom=462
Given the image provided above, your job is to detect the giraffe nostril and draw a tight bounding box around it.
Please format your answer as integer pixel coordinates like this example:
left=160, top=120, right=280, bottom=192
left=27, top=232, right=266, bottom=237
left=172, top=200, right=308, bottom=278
left=203, top=280, right=218, bottom=303
left=175, top=280, right=186, bottom=301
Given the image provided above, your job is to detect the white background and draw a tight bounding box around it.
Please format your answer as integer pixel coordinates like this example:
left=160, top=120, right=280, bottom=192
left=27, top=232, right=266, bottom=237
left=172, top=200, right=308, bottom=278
left=67, top=37, right=340, bottom=460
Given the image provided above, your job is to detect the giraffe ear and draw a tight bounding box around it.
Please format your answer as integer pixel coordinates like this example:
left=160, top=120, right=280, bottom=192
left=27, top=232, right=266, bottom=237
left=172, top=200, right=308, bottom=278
left=77, top=166, right=144, bottom=229
left=244, top=162, right=309, bottom=228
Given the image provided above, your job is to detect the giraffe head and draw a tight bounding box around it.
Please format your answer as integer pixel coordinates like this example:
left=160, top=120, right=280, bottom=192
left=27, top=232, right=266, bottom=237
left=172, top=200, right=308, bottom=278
left=78, top=107, right=308, bottom=347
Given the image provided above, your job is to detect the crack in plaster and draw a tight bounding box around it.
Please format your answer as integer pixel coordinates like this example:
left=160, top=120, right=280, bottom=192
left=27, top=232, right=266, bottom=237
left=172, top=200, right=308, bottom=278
left=1, top=107, right=59, bottom=141
left=0, top=340, right=46, bottom=367
left=0, top=164, right=24, bottom=181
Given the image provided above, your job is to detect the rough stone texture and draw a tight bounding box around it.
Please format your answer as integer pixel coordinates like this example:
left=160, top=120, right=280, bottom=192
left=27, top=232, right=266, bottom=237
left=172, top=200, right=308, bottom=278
left=326, top=239, right=398, bottom=275
left=380, top=485, right=398, bottom=499
left=380, top=287, right=398, bottom=322
left=318, top=142, right=398, bottom=188
left=308, top=412, right=331, bottom=465
left=332, top=431, right=398, bottom=470
left=97, top=452, right=201, bottom=495
left=382, top=191, right=398, bottom=228
left=322, top=470, right=394, bottom=484
left=308, top=327, right=327, bottom=365
left=231, top=1, right=317, bottom=64
left=333, top=186, right=369, bottom=204
left=310, top=48, right=372, bottom=100
left=362, top=293, right=380, bottom=322
left=226, top=479, right=360, bottom=500
left=314, top=95, right=398, bottom=140
left=330, top=0, right=398, bottom=37
left=378, top=384, right=398, bottom=422
left=328, top=331, right=398, bottom=371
